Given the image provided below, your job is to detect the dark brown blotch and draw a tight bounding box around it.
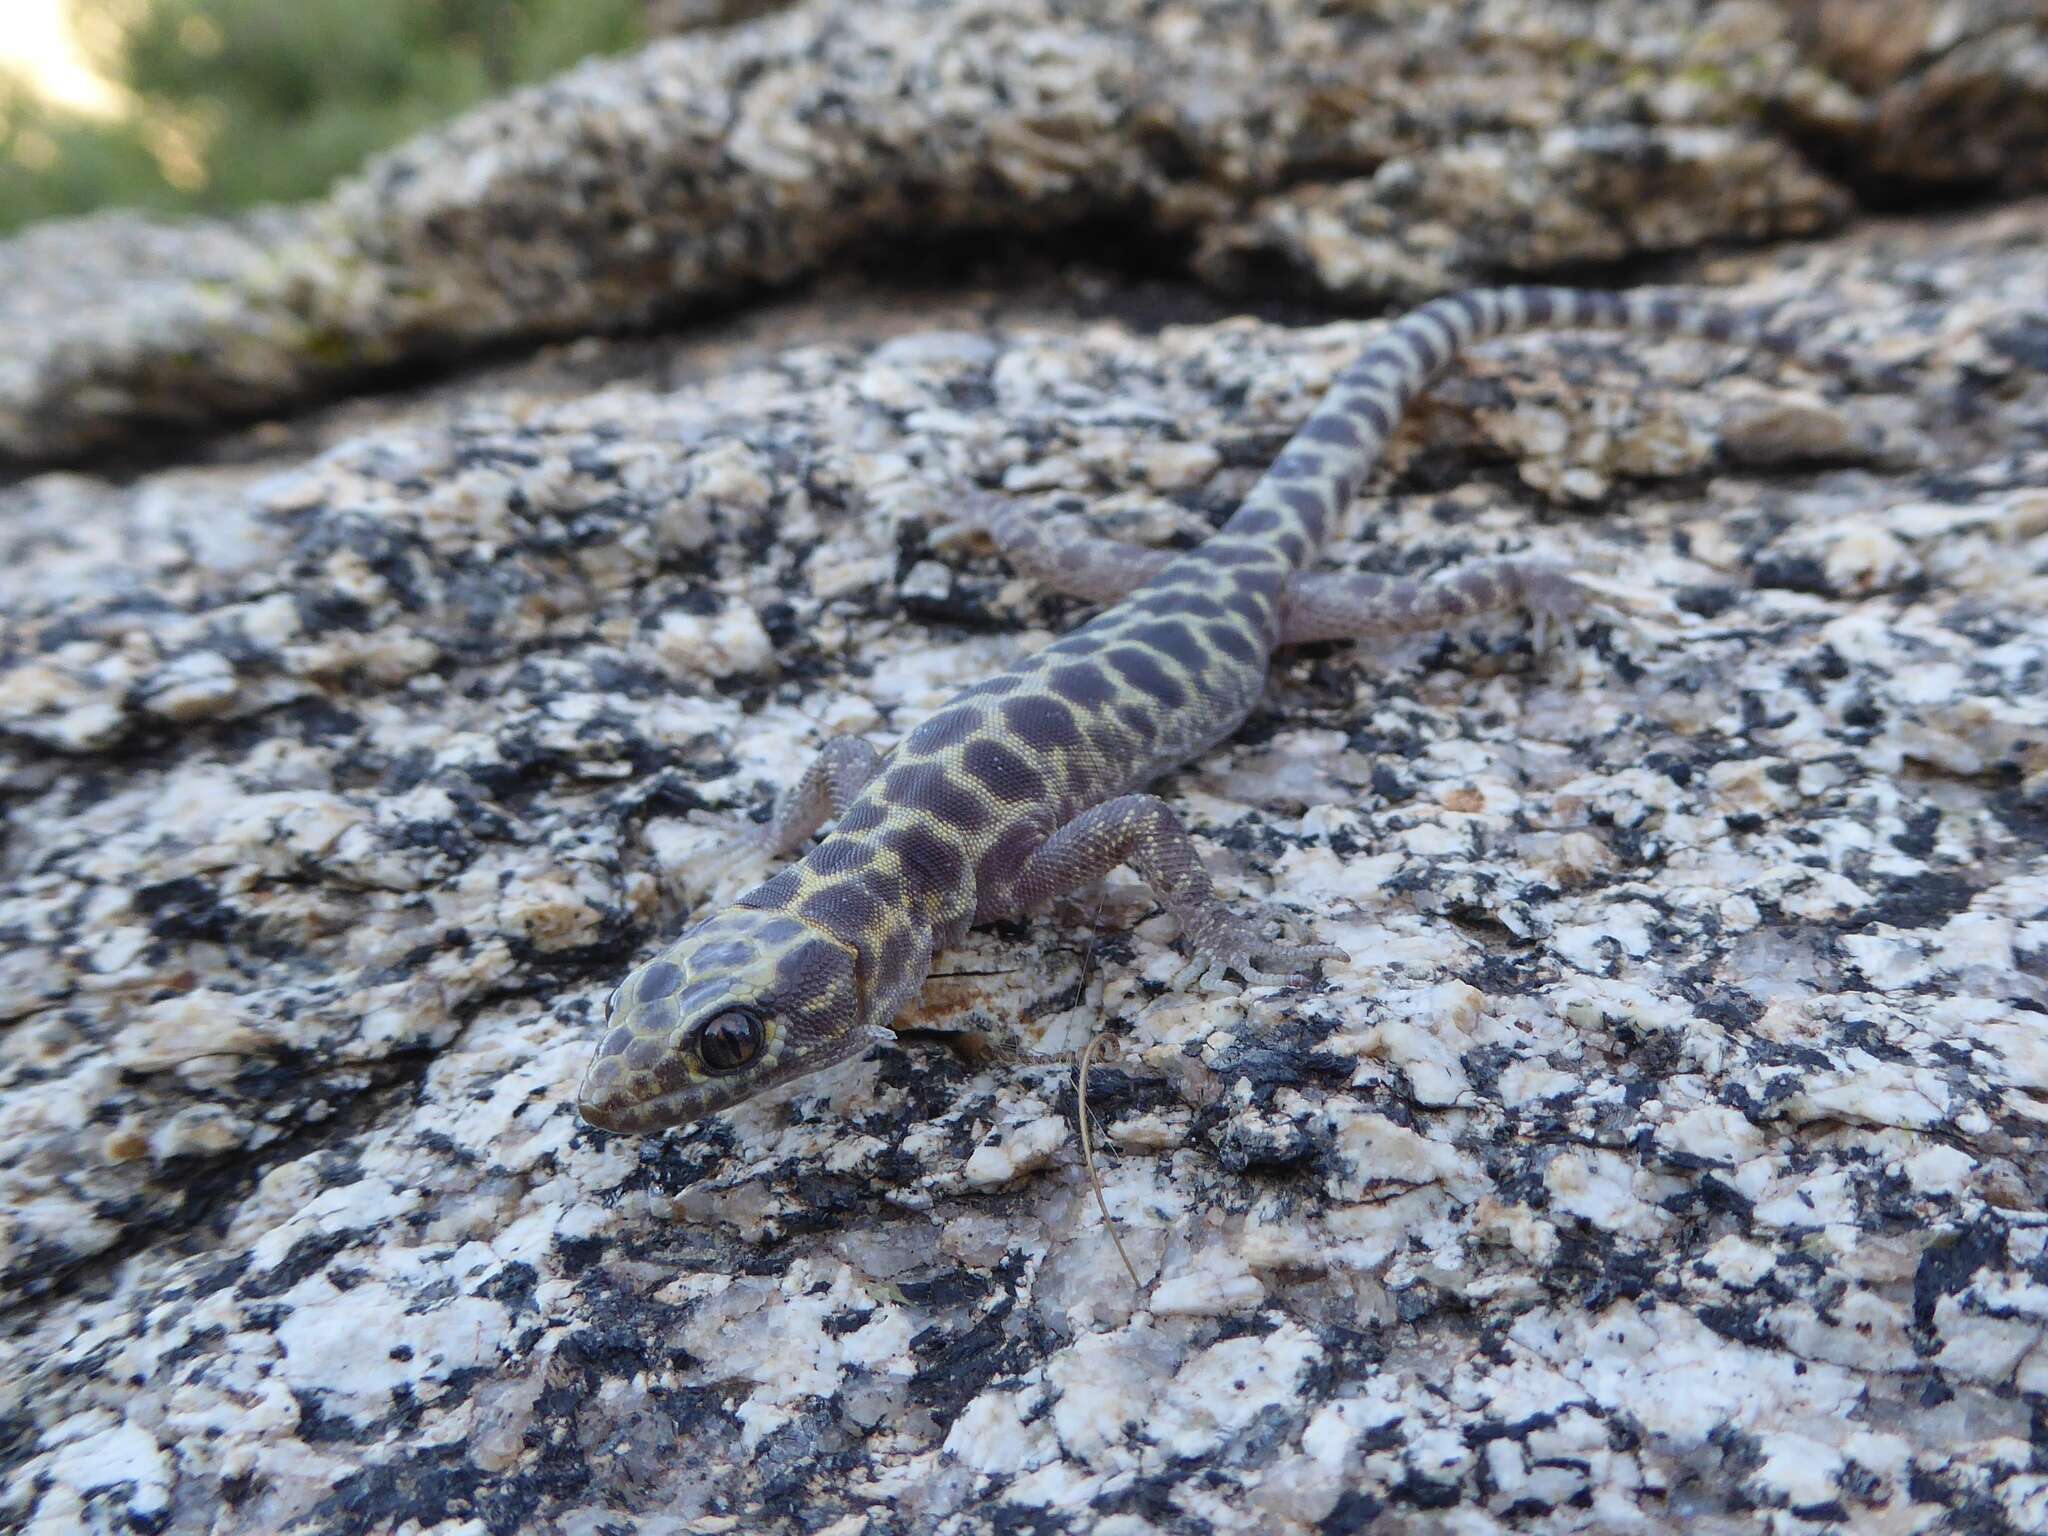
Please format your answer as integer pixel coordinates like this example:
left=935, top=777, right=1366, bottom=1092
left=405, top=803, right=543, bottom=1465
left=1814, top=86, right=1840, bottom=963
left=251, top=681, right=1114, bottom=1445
left=774, top=938, right=852, bottom=1011
left=635, top=959, right=684, bottom=999
left=1042, top=633, right=1104, bottom=658
left=1226, top=588, right=1275, bottom=629
left=887, top=822, right=968, bottom=907
left=964, top=738, right=1047, bottom=803
left=1118, top=703, right=1159, bottom=743
left=1146, top=563, right=1211, bottom=589
left=1447, top=291, right=1487, bottom=331
left=1106, top=646, right=1186, bottom=709
left=1193, top=543, right=1278, bottom=570
left=1300, top=415, right=1358, bottom=449
left=1207, top=621, right=1260, bottom=665
left=1346, top=393, right=1392, bottom=440
left=1002, top=694, right=1083, bottom=751
left=800, top=882, right=884, bottom=947
left=737, top=867, right=803, bottom=911
left=1086, top=722, right=1131, bottom=768
left=961, top=674, right=1023, bottom=699
left=1352, top=344, right=1404, bottom=381
left=833, top=801, right=888, bottom=835
left=1127, top=620, right=1207, bottom=675
left=904, top=705, right=981, bottom=756
left=673, top=977, right=735, bottom=1018
left=1048, top=663, right=1115, bottom=710
left=751, top=916, right=808, bottom=945
left=1279, top=488, right=1327, bottom=541
left=689, top=940, right=753, bottom=972
left=1131, top=588, right=1191, bottom=616
left=648, top=1053, right=698, bottom=1097
left=974, top=822, right=1045, bottom=907
left=1397, top=326, right=1440, bottom=372
left=1414, top=306, right=1459, bottom=358
left=882, top=762, right=988, bottom=832
left=857, top=863, right=907, bottom=910
left=876, top=927, right=913, bottom=989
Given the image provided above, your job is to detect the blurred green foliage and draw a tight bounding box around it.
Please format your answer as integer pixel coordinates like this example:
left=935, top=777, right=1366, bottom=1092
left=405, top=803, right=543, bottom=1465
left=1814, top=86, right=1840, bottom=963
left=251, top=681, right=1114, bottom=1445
left=0, top=0, right=644, bottom=231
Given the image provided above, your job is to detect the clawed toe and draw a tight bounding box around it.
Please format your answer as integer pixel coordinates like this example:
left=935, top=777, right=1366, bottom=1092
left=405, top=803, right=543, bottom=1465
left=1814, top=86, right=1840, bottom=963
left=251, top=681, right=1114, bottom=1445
left=1176, top=918, right=1348, bottom=992
left=1246, top=942, right=1349, bottom=987
left=1515, top=564, right=1593, bottom=655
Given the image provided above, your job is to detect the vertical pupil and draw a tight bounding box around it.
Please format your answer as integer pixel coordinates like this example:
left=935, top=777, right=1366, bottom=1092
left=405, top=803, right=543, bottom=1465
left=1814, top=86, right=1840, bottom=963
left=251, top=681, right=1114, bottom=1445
left=699, top=1011, right=761, bottom=1071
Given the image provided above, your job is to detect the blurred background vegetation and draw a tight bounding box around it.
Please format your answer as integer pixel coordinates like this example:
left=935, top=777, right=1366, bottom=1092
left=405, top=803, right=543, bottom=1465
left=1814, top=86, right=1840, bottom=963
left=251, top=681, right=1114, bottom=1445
left=0, top=0, right=647, bottom=233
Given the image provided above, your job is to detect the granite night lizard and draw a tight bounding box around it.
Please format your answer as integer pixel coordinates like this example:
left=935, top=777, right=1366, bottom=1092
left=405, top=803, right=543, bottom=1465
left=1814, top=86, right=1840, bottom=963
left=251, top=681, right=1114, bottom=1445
left=578, top=286, right=1828, bottom=1133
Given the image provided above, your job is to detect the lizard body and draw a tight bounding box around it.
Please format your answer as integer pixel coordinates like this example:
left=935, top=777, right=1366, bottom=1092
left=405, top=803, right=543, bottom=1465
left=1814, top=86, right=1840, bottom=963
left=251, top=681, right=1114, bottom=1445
left=579, top=287, right=1819, bottom=1133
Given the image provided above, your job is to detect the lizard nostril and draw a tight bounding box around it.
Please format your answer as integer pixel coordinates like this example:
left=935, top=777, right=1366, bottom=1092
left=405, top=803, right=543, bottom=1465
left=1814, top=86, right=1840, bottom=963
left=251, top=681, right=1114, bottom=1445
left=577, top=1064, right=636, bottom=1132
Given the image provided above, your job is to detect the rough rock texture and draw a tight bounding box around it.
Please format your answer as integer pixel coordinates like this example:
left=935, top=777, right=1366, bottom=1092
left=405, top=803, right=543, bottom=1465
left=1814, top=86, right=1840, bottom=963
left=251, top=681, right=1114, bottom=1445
left=3, top=192, right=2045, bottom=1531
left=8, top=0, right=2048, bottom=463
left=2, top=6, right=2048, bottom=1536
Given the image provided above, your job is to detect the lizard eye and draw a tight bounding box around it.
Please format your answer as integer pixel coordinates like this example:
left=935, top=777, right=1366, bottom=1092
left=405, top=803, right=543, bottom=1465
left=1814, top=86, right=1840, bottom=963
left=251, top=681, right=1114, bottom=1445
left=695, top=1008, right=764, bottom=1074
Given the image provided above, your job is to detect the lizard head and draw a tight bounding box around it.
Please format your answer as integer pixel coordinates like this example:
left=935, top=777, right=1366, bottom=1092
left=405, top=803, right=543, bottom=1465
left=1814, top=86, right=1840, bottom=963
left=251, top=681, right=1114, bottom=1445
left=577, top=906, right=885, bottom=1133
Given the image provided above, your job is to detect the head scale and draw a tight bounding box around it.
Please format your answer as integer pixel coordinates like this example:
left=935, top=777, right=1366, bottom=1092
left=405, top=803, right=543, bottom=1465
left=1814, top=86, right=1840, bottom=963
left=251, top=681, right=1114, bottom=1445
left=577, top=906, right=876, bottom=1133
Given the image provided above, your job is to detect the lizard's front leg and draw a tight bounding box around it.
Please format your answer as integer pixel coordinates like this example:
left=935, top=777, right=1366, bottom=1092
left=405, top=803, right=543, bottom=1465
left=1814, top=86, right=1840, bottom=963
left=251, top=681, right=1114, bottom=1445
left=760, top=736, right=887, bottom=855
left=985, top=794, right=1347, bottom=989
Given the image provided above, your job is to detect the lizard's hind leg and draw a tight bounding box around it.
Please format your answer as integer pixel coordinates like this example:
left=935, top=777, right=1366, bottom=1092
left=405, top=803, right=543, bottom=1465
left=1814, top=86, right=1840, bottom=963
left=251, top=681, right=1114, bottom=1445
left=1279, top=557, right=1590, bottom=650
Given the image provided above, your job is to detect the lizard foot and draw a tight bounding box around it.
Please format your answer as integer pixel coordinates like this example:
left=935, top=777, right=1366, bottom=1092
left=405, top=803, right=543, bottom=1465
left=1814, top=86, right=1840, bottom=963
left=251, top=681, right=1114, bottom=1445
left=1173, top=908, right=1349, bottom=992
left=1514, top=559, right=1595, bottom=656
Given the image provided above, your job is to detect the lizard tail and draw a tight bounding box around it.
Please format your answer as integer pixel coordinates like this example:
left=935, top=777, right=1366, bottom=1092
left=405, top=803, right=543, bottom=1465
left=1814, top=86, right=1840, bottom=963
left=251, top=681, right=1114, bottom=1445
left=1218, top=285, right=1835, bottom=572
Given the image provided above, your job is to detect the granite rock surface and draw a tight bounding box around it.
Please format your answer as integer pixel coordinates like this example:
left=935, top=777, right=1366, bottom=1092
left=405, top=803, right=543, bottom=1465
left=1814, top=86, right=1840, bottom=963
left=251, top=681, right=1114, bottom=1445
left=7, top=0, right=2048, bottom=462
left=2, top=6, right=2047, bottom=1536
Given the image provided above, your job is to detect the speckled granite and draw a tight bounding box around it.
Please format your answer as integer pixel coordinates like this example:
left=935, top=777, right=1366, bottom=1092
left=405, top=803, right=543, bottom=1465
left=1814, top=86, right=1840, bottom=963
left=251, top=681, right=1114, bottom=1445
left=7, top=0, right=2048, bottom=462
left=1, top=178, right=2044, bottom=1530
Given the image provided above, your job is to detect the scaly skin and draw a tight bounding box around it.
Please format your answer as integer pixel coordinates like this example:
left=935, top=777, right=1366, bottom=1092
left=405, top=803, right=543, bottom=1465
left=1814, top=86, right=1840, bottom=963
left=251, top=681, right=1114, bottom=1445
left=578, top=287, right=1825, bottom=1132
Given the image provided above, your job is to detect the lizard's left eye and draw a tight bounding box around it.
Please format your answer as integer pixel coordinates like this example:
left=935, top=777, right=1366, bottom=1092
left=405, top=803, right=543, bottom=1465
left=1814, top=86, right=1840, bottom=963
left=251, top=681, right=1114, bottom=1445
left=695, top=1008, right=764, bottom=1073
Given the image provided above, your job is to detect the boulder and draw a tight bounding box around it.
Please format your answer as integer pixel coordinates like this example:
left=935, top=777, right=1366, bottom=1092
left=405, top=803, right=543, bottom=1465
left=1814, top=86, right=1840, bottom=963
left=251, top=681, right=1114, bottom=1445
left=1, top=4, right=2045, bottom=1532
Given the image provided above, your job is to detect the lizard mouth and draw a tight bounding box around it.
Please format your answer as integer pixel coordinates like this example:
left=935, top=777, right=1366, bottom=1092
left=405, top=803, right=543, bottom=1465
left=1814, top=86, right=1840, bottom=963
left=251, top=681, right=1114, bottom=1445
left=576, top=1024, right=895, bottom=1134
